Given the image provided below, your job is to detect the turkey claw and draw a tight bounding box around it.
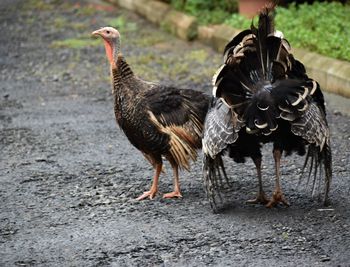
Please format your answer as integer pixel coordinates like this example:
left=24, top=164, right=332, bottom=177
left=163, top=191, right=182, bottom=199
left=266, top=190, right=290, bottom=208
left=136, top=190, right=157, bottom=200
left=246, top=192, right=270, bottom=205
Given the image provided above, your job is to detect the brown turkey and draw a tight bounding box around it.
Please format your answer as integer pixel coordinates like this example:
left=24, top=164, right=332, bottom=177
left=202, top=6, right=332, bottom=211
left=92, top=27, right=210, bottom=200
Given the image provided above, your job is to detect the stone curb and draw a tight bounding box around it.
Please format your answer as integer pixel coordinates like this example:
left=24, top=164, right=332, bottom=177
left=104, top=0, right=197, bottom=41
left=105, top=0, right=350, bottom=98
left=133, top=0, right=171, bottom=25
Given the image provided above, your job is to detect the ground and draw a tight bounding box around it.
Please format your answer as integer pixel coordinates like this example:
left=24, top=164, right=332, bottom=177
left=1, top=0, right=350, bottom=266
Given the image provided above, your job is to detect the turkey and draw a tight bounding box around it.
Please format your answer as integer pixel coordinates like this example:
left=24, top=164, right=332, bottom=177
left=202, top=5, right=332, bottom=211
left=92, top=27, right=210, bottom=200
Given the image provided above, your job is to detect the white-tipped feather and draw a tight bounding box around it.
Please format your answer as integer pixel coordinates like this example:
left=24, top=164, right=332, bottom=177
left=212, top=86, right=218, bottom=97
left=262, top=131, right=272, bottom=136
left=233, top=43, right=243, bottom=54
left=297, top=102, right=309, bottom=112
left=278, top=105, right=293, bottom=113
left=212, top=64, right=225, bottom=86
left=291, top=94, right=303, bottom=106
left=246, top=126, right=253, bottom=133
left=274, top=30, right=284, bottom=39
left=310, top=80, right=318, bottom=95
left=270, top=124, right=278, bottom=131
left=221, top=97, right=232, bottom=108
left=281, top=38, right=291, bottom=52
left=257, top=103, right=269, bottom=111
left=281, top=112, right=296, bottom=121
left=212, top=77, right=223, bottom=97
left=242, top=34, right=254, bottom=43
left=234, top=52, right=245, bottom=58
left=255, top=121, right=268, bottom=129
left=301, top=86, right=309, bottom=99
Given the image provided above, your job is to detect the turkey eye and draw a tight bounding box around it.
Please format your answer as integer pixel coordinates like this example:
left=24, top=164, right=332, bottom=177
left=106, top=30, right=110, bottom=34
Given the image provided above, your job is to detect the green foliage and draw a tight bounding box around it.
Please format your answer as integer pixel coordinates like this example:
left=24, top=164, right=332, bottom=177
left=171, top=0, right=237, bottom=12
left=223, top=2, right=350, bottom=61
left=171, top=0, right=237, bottom=25
left=168, top=0, right=350, bottom=60
left=275, top=2, right=350, bottom=61
left=224, top=13, right=253, bottom=30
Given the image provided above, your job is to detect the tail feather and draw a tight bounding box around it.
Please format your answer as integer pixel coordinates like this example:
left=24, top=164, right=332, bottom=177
left=223, top=29, right=252, bottom=60
left=251, top=5, right=275, bottom=79
left=202, top=154, right=230, bottom=212
left=301, top=142, right=332, bottom=205
left=323, top=142, right=332, bottom=205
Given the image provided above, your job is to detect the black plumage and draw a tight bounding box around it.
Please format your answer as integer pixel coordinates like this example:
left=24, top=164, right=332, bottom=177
left=203, top=6, right=332, bottom=211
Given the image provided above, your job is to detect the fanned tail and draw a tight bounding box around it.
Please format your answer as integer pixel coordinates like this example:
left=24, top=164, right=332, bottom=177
left=213, top=5, right=300, bottom=136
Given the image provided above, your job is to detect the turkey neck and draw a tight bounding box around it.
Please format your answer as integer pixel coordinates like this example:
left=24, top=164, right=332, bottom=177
left=108, top=35, right=134, bottom=95
left=110, top=53, right=141, bottom=128
left=111, top=54, right=136, bottom=95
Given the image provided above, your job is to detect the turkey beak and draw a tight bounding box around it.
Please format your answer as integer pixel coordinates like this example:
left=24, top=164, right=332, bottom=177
left=91, top=29, right=102, bottom=37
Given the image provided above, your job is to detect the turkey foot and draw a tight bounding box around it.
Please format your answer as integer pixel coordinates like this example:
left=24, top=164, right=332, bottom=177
left=137, top=163, right=161, bottom=200
left=266, top=190, right=290, bottom=208
left=163, top=191, right=182, bottom=199
left=246, top=191, right=269, bottom=204
left=136, top=189, right=158, bottom=200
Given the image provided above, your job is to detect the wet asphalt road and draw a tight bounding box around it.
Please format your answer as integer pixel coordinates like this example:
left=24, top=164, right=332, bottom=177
left=1, top=0, right=349, bottom=266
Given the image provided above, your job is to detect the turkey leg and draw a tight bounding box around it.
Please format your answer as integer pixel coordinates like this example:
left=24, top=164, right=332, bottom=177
left=163, top=164, right=182, bottom=199
left=136, top=163, right=162, bottom=200
left=247, top=157, right=269, bottom=204
left=266, top=149, right=290, bottom=208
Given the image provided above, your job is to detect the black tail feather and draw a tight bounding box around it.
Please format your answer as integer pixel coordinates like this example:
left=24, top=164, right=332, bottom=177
left=301, top=143, right=332, bottom=205
left=323, top=142, right=332, bottom=205
left=223, top=29, right=252, bottom=58
left=251, top=5, right=275, bottom=79
left=202, top=154, right=231, bottom=212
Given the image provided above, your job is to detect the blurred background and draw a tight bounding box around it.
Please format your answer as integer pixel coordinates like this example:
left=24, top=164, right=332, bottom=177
left=159, top=0, right=350, bottom=62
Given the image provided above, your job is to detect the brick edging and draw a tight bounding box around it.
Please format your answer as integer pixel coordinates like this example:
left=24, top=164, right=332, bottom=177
left=104, top=0, right=350, bottom=98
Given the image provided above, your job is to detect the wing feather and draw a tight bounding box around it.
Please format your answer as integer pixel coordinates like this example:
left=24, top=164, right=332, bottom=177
left=292, top=102, right=332, bottom=204
left=202, top=98, right=242, bottom=159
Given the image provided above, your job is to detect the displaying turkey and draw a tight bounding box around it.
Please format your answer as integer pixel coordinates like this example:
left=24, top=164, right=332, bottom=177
left=202, top=5, right=332, bottom=211
left=92, top=27, right=210, bottom=200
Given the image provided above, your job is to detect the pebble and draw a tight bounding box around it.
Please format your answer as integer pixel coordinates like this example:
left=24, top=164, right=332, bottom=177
left=320, top=255, right=331, bottom=262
